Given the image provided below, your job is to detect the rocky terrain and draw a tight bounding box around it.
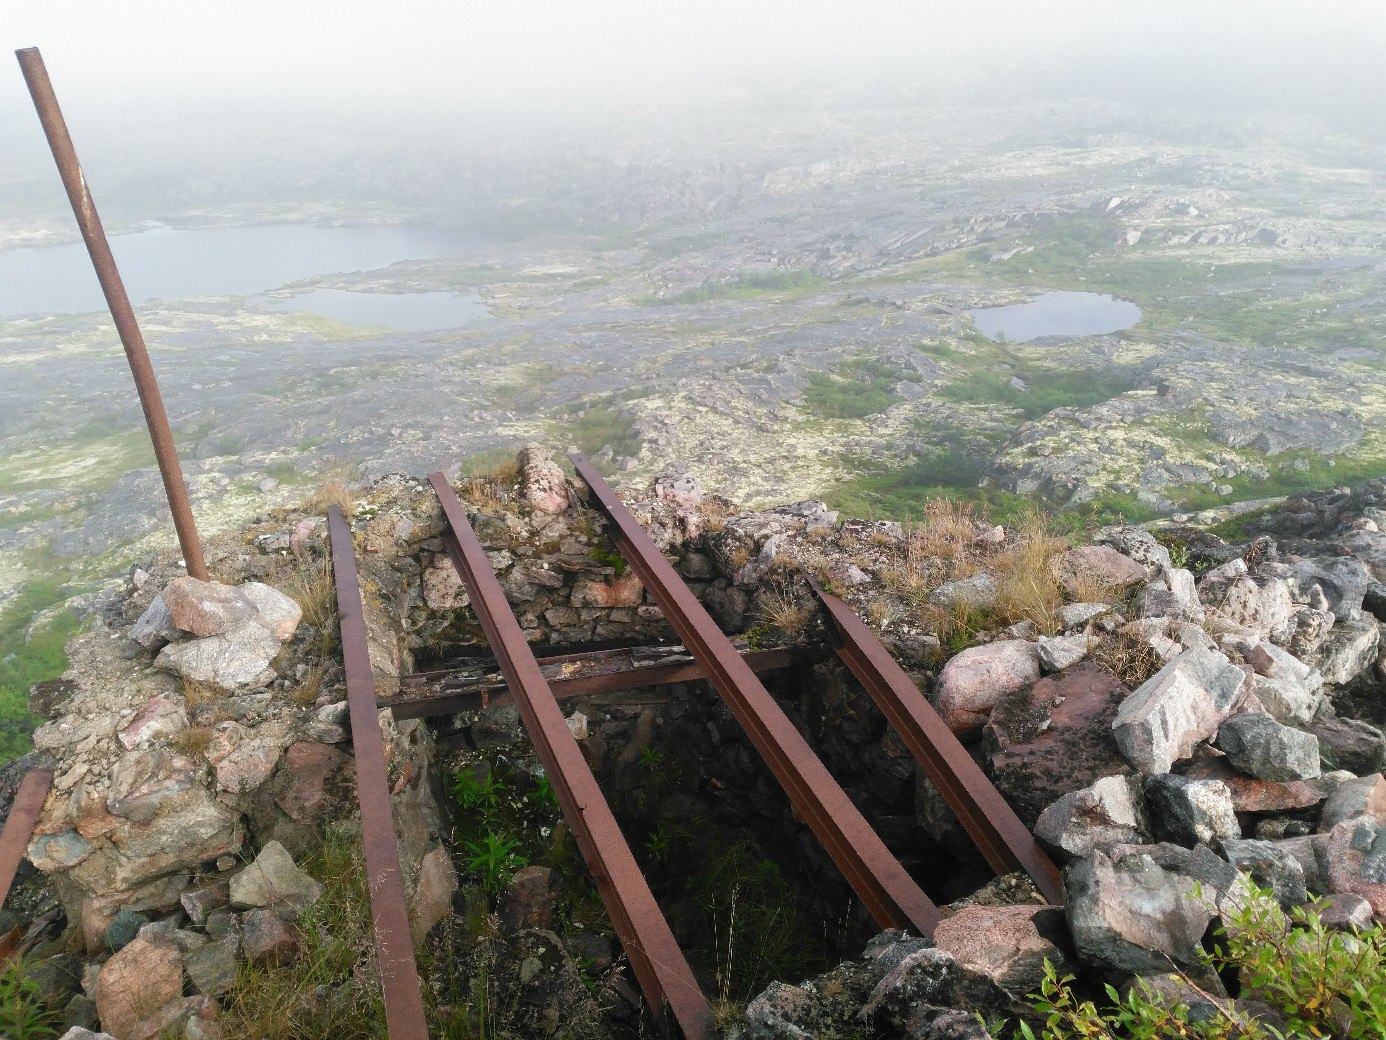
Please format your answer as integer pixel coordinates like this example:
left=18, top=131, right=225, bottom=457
left=3, top=451, right=1386, bottom=1038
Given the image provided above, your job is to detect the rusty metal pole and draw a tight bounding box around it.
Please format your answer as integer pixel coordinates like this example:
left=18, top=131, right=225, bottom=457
left=15, top=47, right=208, bottom=580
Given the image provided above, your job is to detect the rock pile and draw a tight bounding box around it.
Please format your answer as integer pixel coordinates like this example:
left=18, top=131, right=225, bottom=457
left=4, top=457, right=1386, bottom=1039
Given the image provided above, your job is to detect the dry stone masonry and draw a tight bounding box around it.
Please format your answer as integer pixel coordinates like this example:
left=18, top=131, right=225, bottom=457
left=3, top=457, right=1386, bottom=1038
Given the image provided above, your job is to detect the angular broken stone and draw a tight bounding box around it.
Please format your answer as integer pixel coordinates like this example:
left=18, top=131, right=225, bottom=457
left=1144, top=774, right=1240, bottom=849
left=1139, top=567, right=1205, bottom=624
left=229, top=841, right=323, bottom=912
left=1215, top=713, right=1321, bottom=782
left=1051, top=545, right=1148, bottom=598
left=932, top=904, right=1070, bottom=998
left=1309, top=716, right=1386, bottom=776
left=928, top=574, right=997, bottom=612
left=1221, top=838, right=1308, bottom=908
left=162, top=577, right=258, bottom=637
left=1063, top=849, right=1218, bottom=979
left=116, top=696, right=188, bottom=751
left=94, top=933, right=184, bottom=1040
left=1307, top=620, right=1380, bottom=685
left=1038, top=634, right=1090, bottom=673
left=240, top=907, right=300, bottom=965
left=1035, top=775, right=1148, bottom=860
left=130, top=594, right=177, bottom=650
left=517, top=446, right=570, bottom=514
left=935, top=640, right=1041, bottom=736
left=1318, top=773, right=1386, bottom=833
left=1112, top=647, right=1248, bottom=774
left=1057, top=602, right=1111, bottom=630
left=183, top=935, right=239, bottom=996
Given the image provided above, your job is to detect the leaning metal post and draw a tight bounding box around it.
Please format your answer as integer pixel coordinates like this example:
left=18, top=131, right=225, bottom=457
left=15, top=46, right=208, bottom=580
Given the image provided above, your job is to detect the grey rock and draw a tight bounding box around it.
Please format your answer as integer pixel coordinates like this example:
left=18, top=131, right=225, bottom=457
left=57, top=1030, right=115, bottom=1040
left=1057, top=602, right=1111, bottom=630
left=129, top=594, right=177, bottom=650
left=1287, top=557, right=1372, bottom=620
left=229, top=840, right=324, bottom=912
left=1140, top=567, right=1205, bottom=623
left=184, top=935, right=239, bottom=996
left=928, top=574, right=997, bottom=612
left=155, top=619, right=283, bottom=690
left=1318, top=773, right=1386, bottom=833
left=240, top=907, right=300, bottom=964
left=1036, top=775, right=1149, bottom=860
left=1095, top=527, right=1173, bottom=572
left=1144, top=774, right=1240, bottom=848
left=1222, top=838, right=1308, bottom=907
left=1309, top=716, right=1386, bottom=776
left=1318, top=892, right=1374, bottom=931
left=1215, top=714, right=1321, bottom=782
left=102, top=908, right=148, bottom=953
left=1112, top=647, right=1249, bottom=774
left=1038, top=634, right=1090, bottom=673
left=1307, top=620, right=1380, bottom=685
left=1064, top=849, right=1218, bottom=978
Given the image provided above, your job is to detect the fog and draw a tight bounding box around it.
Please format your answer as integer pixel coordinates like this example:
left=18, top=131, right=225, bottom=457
left=3, top=1, right=1384, bottom=123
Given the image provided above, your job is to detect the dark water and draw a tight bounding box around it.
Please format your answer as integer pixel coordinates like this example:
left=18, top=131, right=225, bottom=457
left=258, top=288, right=491, bottom=332
left=0, top=223, right=490, bottom=318
left=970, top=290, right=1141, bottom=342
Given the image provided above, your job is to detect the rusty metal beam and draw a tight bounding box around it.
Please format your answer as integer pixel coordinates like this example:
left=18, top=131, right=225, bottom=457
left=15, top=48, right=207, bottom=580
left=327, top=507, right=430, bottom=1040
left=0, top=769, right=53, bottom=911
left=810, top=579, right=1065, bottom=905
left=384, top=647, right=797, bottom=720
left=569, top=454, right=942, bottom=936
left=429, top=473, right=713, bottom=1040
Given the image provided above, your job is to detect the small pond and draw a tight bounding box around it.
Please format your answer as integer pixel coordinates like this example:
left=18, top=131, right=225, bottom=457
left=969, top=290, right=1141, bottom=343
left=257, top=288, right=491, bottom=332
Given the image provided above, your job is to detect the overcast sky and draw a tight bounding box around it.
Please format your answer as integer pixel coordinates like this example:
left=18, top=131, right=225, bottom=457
left=5, top=1, right=1385, bottom=118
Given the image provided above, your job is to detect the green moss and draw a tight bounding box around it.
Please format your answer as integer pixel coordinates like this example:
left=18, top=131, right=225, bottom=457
left=938, top=363, right=1141, bottom=419
left=802, top=357, right=923, bottom=420
left=0, top=580, right=80, bottom=764
left=635, top=269, right=826, bottom=306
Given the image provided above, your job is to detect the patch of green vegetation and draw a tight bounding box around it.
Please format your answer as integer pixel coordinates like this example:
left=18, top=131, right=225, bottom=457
left=994, top=884, right=1386, bottom=1040
left=634, top=269, right=826, bottom=306
left=938, top=363, right=1141, bottom=420
left=802, top=357, right=924, bottom=420
left=1170, top=448, right=1386, bottom=514
left=222, top=831, right=387, bottom=1038
left=0, top=954, right=63, bottom=1039
left=550, top=393, right=642, bottom=465
left=0, top=580, right=79, bottom=763
left=644, top=232, right=726, bottom=258
left=587, top=548, right=626, bottom=577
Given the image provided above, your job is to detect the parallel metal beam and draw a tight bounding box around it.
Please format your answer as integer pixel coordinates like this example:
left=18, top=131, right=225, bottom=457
left=327, top=507, right=430, bottom=1040
left=569, top=454, right=942, bottom=936
left=0, top=769, right=53, bottom=912
left=384, top=647, right=797, bottom=720
left=16, top=47, right=207, bottom=580
left=809, top=580, right=1065, bottom=905
left=429, top=474, right=713, bottom=1039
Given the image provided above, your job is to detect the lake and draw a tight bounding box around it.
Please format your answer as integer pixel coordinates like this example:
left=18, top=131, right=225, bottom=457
left=0, top=223, right=492, bottom=321
left=969, top=291, right=1141, bottom=342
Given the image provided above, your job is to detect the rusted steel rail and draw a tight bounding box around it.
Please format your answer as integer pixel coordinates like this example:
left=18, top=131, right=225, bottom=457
left=569, top=454, right=943, bottom=936
left=327, top=507, right=430, bottom=1040
left=15, top=47, right=207, bottom=580
left=0, top=769, right=53, bottom=912
left=429, top=473, right=713, bottom=1039
left=384, top=645, right=796, bottom=719
left=809, top=581, right=1065, bottom=905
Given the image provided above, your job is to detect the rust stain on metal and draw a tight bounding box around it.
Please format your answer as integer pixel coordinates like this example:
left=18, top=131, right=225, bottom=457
left=385, top=646, right=797, bottom=720
left=569, top=454, right=943, bottom=936
left=809, top=579, right=1065, bottom=905
left=429, top=473, right=713, bottom=1039
left=15, top=47, right=207, bottom=580
left=0, top=769, right=54, bottom=911
left=327, top=507, right=430, bottom=1040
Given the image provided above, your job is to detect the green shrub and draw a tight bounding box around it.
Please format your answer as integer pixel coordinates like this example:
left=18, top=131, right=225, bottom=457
left=802, top=357, right=924, bottom=420
left=0, top=956, right=62, bottom=1039
left=995, top=884, right=1386, bottom=1039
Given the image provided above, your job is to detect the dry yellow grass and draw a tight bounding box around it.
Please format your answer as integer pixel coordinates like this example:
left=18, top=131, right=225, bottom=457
left=291, top=662, right=326, bottom=707
left=170, top=724, right=214, bottom=757
left=756, top=588, right=814, bottom=642
left=301, top=480, right=354, bottom=518
left=460, top=457, right=519, bottom=511
left=1090, top=630, right=1164, bottom=688
left=991, top=508, right=1068, bottom=635
left=181, top=677, right=221, bottom=707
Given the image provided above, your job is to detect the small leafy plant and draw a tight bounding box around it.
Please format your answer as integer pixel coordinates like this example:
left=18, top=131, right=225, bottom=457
left=0, top=956, right=62, bottom=1040
left=995, top=884, right=1386, bottom=1040
left=464, top=832, right=529, bottom=893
